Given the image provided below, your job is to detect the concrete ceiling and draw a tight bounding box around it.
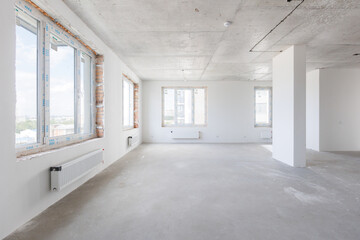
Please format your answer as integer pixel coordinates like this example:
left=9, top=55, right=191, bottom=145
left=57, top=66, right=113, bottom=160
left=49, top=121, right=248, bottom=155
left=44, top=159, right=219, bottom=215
left=63, top=0, right=360, bottom=81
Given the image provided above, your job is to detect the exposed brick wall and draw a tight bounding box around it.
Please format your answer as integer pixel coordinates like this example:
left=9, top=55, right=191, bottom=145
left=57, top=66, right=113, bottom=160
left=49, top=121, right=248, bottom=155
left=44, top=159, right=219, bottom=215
left=95, top=55, right=104, bottom=137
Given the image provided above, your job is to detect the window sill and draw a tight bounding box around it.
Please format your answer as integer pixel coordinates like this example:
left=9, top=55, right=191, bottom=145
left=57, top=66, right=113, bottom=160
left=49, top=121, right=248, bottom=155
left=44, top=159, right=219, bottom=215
left=123, top=127, right=135, bottom=131
left=16, top=136, right=100, bottom=161
left=162, top=125, right=207, bottom=128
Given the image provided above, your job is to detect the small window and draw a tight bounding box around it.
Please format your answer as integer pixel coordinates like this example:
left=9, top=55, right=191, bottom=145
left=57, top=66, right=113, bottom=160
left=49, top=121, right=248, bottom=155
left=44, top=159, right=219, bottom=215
left=49, top=34, right=76, bottom=137
left=255, top=87, right=272, bottom=127
left=123, top=78, right=134, bottom=129
left=162, top=87, right=207, bottom=127
left=15, top=10, right=39, bottom=145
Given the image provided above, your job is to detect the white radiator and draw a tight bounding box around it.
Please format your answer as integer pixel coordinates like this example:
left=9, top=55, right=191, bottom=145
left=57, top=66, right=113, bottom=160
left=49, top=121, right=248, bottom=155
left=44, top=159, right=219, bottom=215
left=170, top=130, right=200, bottom=139
left=128, top=135, right=139, bottom=147
left=50, top=149, right=103, bottom=191
left=260, top=130, right=272, bottom=139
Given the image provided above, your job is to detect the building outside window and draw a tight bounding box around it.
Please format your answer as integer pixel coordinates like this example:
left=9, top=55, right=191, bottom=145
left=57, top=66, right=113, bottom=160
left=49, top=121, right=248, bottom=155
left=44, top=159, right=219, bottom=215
left=162, top=87, right=207, bottom=127
left=255, top=87, right=272, bottom=127
left=15, top=4, right=96, bottom=155
left=15, top=8, right=39, bottom=145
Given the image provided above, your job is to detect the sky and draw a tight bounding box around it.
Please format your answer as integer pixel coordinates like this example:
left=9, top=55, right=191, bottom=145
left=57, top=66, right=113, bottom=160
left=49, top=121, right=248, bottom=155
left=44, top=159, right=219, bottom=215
left=49, top=40, right=75, bottom=117
left=16, top=25, right=37, bottom=118
left=16, top=24, right=76, bottom=119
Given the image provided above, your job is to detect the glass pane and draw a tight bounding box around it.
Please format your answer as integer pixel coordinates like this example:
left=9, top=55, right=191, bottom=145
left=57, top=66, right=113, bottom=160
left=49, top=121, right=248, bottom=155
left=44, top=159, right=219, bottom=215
left=176, top=89, right=193, bottom=125
left=79, top=52, right=92, bottom=134
left=194, top=88, right=206, bottom=125
left=15, top=12, right=38, bottom=145
left=123, top=80, right=130, bottom=126
left=129, top=82, right=134, bottom=126
left=163, top=89, right=175, bottom=125
left=255, top=89, right=270, bottom=125
left=50, top=34, right=75, bottom=137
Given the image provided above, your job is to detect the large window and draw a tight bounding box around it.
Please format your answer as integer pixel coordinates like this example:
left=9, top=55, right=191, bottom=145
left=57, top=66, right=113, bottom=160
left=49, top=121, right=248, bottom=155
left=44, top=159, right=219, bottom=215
left=162, top=87, right=207, bottom=127
left=123, top=78, right=134, bottom=129
left=15, top=3, right=96, bottom=155
left=255, top=87, right=272, bottom=127
left=15, top=9, right=39, bottom=145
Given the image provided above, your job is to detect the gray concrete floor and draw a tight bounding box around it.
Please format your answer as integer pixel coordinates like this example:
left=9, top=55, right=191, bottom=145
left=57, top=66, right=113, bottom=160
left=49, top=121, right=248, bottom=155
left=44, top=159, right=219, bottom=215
left=6, top=144, right=360, bottom=240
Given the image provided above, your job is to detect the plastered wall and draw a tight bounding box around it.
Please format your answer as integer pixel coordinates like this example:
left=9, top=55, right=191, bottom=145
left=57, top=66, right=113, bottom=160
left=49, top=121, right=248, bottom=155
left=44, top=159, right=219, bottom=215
left=307, top=68, right=360, bottom=151
left=272, top=46, right=306, bottom=167
left=0, top=0, right=142, bottom=238
left=306, top=70, right=320, bottom=151
left=142, top=80, right=272, bottom=143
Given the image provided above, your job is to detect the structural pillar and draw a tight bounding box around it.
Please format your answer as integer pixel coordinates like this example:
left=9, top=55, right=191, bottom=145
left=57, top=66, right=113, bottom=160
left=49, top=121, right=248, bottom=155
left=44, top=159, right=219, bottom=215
left=272, top=45, right=306, bottom=167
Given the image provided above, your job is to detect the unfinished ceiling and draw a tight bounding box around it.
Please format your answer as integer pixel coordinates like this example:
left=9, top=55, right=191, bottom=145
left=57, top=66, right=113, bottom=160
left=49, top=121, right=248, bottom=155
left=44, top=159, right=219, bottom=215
left=63, top=0, right=360, bottom=81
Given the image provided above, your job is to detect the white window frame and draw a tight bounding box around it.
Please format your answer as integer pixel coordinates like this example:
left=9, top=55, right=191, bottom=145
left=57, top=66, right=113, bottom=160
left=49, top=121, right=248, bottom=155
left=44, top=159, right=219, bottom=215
left=254, top=87, right=272, bottom=128
left=15, top=0, right=96, bottom=156
left=15, top=6, right=42, bottom=149
left=122, top=77, right=134, bottom=130
left=162, top=87, right=207, bottom=127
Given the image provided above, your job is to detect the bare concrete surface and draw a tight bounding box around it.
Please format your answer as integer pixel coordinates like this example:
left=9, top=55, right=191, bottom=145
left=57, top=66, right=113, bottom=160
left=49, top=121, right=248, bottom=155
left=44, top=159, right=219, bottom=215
left=62, top=0, right=360, bottom=82
left=5, top=144, right=360, bottom=240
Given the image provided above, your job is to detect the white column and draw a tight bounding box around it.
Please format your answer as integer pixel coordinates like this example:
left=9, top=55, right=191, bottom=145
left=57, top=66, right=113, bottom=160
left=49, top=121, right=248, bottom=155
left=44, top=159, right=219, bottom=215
left=272, top=45, right=306, bottom=167
left=306, top=70, right=320, bottom=151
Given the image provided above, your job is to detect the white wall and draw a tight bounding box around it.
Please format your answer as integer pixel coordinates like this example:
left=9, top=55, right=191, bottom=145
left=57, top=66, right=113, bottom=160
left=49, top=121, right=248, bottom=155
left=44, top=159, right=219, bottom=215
left=272, top=45, right=306, bottom=167
left=307, top=68, right=360, bottom=151
left=0, top=1, right=141, bottom=238
left=306, top=70, right=320, bottom=151
left=142, top=80, right=272, bottom=143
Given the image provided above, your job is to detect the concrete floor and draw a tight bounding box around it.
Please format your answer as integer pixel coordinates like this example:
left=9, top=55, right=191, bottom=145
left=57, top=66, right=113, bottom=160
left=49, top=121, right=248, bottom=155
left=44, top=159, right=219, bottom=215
left=6, top=144, right=360, bottom=240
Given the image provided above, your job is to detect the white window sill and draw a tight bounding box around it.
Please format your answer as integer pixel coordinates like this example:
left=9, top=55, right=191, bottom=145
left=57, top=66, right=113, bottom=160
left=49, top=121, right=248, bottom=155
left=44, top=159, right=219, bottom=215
left=16, top=137, right=101, bottom=162
left=123, top=126, right=135, bottom=131
left=254, top=125, right=272, bottom=128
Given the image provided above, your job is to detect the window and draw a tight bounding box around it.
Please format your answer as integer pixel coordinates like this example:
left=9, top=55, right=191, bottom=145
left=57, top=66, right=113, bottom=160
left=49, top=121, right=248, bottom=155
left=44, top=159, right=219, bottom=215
left=255, top=87, right=272, bottom=127
left=15, top=3, right=96, bottom=155
left=49, top=34, right=75, bottom=137
left=162, top=87, right=207, bottom=127
left=123, top=78, right=134, bottom=129
left=79, top=52, right=92, bottom=134
left=15, top=9, right=39, bottom=145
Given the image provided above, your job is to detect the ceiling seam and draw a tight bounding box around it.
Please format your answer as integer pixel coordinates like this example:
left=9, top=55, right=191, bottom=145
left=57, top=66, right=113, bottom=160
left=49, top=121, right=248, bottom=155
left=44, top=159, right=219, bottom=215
left=249, top=0, right=305, bottom=53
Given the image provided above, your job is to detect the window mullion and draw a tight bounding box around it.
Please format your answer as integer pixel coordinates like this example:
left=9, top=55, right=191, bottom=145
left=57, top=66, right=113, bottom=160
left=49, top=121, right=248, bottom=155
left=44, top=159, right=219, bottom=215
left=128, top=84, right=131, bottom=126
left=43, top=23, right=51, bottom=144
left=130, top=84, right=132, bottom=126
left=74, top=50, right=80, bottom=134
left=38, top=21, right=45, bottom=145
left=174, top=88, right=178, bottom=126
left=269, top=88, right=272, bottom=127
left=192, top=88, right=195, bottom=125
left=132, top=84, right=134, bottom=126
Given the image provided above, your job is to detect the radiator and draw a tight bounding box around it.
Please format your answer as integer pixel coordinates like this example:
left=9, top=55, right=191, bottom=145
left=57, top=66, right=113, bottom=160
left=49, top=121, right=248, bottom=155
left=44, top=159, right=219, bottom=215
left=50, top=149, right=103, bottom=191
left=128, top=135, right=139, bottom=147
left=170, top=130, right=200, bottom=139
left=260, top=130, right=272, bottom=139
